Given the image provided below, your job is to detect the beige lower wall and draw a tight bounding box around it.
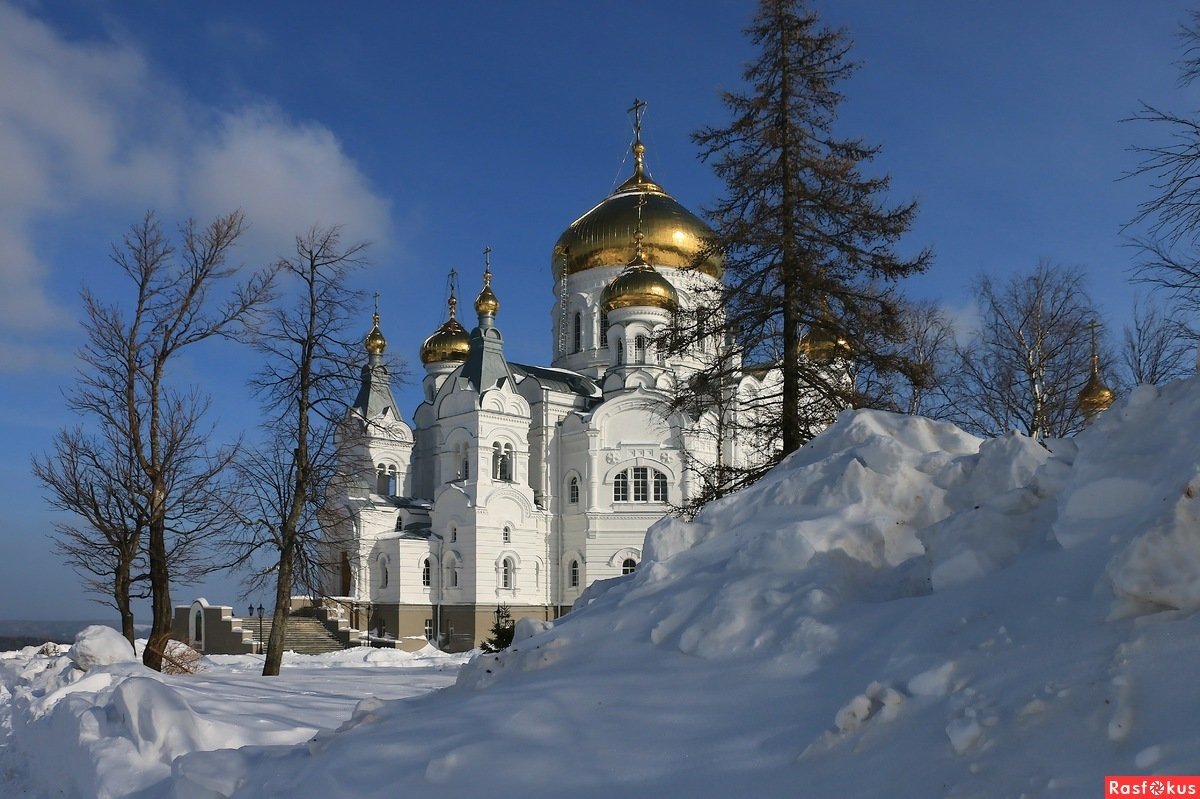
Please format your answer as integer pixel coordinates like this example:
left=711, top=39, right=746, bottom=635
left=348, top=602, right=560, bottom=653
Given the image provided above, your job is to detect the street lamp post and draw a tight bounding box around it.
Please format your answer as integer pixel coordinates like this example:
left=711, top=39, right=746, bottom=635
left=257, top=604, right=265, bottom=654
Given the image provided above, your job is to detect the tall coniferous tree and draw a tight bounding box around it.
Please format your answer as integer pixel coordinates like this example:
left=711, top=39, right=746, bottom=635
left=681, top=0, right=930, bottom=474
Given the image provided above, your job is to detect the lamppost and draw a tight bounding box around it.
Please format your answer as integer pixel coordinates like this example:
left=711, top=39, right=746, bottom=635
left=256, top=604, right=265, bottom=654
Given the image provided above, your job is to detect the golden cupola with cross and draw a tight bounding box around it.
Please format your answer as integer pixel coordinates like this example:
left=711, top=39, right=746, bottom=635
left=1077, top=321, right=1115, bottom=422
left=552, top=101, right=722, bottom=280
left=420, top=273, right=471, bottom=366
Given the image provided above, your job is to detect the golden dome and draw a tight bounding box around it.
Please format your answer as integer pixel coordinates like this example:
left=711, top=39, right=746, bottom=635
left=475, top=266, right=499, bottom=316
left=602, top=264, right=679, bottom=312
left=553, top=141, right=722, bottom=280
left=1077, top=357, right=1114, bottom=419
left=364, top=312, right=387, bottom=355
left=420, top=294, right=470, bottom=365
left=800, top=323, right=849, bottom=363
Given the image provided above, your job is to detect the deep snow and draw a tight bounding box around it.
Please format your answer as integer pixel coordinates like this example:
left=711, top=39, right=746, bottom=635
left=5, top=379, right=1200, bottom=797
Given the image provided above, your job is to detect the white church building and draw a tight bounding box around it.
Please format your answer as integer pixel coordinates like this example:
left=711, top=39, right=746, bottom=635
left=320, top=123, right=789, bottom=651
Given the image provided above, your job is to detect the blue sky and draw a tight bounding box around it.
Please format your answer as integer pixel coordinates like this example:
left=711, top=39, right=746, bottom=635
left=1, top=0, right=1194, bottom=621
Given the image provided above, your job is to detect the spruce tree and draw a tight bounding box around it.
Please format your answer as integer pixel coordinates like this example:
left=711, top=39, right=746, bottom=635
left=673, top=0, right=930, bottom=495
left=481, top=604, right=514, bottom=653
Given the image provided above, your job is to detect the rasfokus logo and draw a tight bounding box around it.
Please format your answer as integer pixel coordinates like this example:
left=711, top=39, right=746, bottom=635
left=1106, top=776, right=1200, bottom=797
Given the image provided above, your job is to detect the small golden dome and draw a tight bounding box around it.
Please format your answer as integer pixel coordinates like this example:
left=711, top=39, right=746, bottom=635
left=475, top=266, right=499, bottom=316
left=800, top=322, right=848, bottom=363
left=1077, top=358, right=1114, bottom=419
left=553, top=140, right=722, bottom=280
left=364, top=312, right=387, bottom=356
left=602, top=264, right=679, bottom=312
left=420, top=295, right=470, bottom=365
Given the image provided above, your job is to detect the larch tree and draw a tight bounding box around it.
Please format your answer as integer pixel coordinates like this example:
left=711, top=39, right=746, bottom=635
left=37, top=211, right=272, bottom=668
left=222, top=226, right=369, bottom=677
left=670, top=0, right=930, bottom=496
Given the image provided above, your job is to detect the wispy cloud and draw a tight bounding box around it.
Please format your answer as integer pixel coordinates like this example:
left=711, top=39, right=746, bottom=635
left=0, top=1, right=392, bottom=371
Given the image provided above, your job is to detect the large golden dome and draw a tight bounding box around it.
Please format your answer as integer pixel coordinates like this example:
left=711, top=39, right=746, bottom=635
left=553, top=142, right=722, bottom=280
left=420, top=295, right=470, bottom=365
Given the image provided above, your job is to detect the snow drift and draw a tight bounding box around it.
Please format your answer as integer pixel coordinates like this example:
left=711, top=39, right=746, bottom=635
left=5, top=380, right=1200, bottom=797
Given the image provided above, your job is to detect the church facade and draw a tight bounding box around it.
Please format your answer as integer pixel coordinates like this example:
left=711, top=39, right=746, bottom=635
left=320, top=129, right=782, bottom=652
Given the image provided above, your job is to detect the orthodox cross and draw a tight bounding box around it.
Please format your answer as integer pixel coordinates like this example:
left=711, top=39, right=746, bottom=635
left=628, top=97, right=646, bottom=144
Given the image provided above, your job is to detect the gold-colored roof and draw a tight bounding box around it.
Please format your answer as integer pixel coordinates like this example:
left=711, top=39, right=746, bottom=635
left=800, top=324, right=849, bottom=363
left=1077, top=356, right=1114, bottom=418
left=602, top=263, right=679, bottom=312
left=475, top=266, right=499, bottom=316
left=553, top=141, right=722, bottom=280
left=420, top=294, right=469, bottom=365
left=364, top=312, right=387, bottom=356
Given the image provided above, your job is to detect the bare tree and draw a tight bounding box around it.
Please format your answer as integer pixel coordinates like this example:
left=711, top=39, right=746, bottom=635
left=951, top=262, right=1106, bottom=439
left=1126, top=12, right=1200, bottom=316
left=222, top=226, right=368, bottom=676
left=886, top=299, right=960, bottom=419
left=42, top=211, right=272, bottom=670
left=33, top=426, right=147, bottom=644
left=1120, top=296, right=1194, bottom=385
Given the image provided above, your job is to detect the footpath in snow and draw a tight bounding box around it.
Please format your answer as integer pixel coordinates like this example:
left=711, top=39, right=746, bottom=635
left=4, top=379, right=1200, bottom=797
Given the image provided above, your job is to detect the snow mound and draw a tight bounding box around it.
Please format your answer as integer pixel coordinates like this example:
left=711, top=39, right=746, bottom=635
left=68, top=625, right=136, bottom=672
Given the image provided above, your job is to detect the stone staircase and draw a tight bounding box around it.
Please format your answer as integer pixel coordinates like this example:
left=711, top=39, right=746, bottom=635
left=246, top=614, right=349, bottom=655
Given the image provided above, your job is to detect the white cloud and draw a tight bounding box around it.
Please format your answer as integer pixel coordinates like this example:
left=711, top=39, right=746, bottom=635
left=189, top=107, right=391, bottom=264
left=0, top=1, right=392, bottom=370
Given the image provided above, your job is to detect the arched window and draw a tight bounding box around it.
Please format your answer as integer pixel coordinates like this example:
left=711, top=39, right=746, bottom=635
left=421, top=558, right=431, bottom=588
left=450, top=526, right=457, bottom=543
left=376, top=464, right=389, bottom=494
left=613, top=470, right=629, bottom=502
left=501, top=557, right=514, bottom=589
left=634, top=335, right=647, bottom=364
left=446, top=557, right=459, bottom=588
left=568, top=477, right=579, bottom=504
left=653, top=470, right=668, bottom=503
left=616, top=340, right=624, bottom=365
left=395, top=514, right=403, bottom=531
left=379, top=556, right=389, bottom=589
left=573, top=311, right=582, bottom=353
left=622, top=558, right=638, bottom=575
left=569, top=559, right=580, bottom=588
left=599, top=310, right=609, bottom=348
left=454, top=443, right=470, bottom=480
left=492, top=442, right=503, bottom=479
left=503, top=525, right=511, bottom=544
left=501, top=444, right=514, bottom=481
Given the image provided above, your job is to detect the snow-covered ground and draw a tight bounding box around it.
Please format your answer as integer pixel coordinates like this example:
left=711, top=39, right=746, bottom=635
left=5, top=379, right=1200, bottom=797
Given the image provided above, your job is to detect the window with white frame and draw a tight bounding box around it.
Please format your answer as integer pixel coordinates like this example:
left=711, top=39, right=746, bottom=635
left=502, top=525, right=511, bottom=544
left=632, top=466, right=649, bottom=502
left=568, top=476, right=579, bottom=504
left=613, top=470, right=629, bottom=502
left=421, top=558, right=431, bottom=587
left=501, top=557, right=514, bottom=590
left=599, top=310, right=609, bottom=348
left=569, top=559, right=580, bottom=588
left=634, top=335, right=647, bottom=364
left=622, top=558, right=638, bottom=575
left=379, top=555, right=389, bottom=589
left=424, top=619, right=433, bottom=640
left=654, top=470, right=668, bottom=503
left=613, top=467, right=668, bottom=503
